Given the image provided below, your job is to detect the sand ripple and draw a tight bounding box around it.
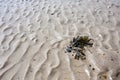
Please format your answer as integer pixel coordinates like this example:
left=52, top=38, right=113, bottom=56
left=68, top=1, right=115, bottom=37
left=0, top=0, right=120, bottom=80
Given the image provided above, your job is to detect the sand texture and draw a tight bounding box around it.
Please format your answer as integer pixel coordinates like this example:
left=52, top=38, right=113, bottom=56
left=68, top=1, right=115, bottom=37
left=0, top=0, right=120, bottom=80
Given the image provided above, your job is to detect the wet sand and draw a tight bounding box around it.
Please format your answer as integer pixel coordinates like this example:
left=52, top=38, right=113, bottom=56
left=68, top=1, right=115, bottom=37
left=0, top=0, right=120, bottom=80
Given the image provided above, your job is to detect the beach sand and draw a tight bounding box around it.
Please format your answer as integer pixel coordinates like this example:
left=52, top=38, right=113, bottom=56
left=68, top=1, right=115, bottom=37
left=0, top=0, right=120, bottom=80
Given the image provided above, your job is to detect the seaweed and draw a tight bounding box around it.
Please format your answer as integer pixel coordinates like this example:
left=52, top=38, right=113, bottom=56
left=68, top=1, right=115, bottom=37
left=66, top=36, right=93, bottom=60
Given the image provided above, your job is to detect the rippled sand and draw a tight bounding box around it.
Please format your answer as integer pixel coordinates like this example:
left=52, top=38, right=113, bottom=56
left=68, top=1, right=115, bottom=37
left=0, top=0, right=120, bottom=80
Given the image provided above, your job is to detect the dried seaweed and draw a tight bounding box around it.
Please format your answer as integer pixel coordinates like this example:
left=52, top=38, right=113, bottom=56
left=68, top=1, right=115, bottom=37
left=66, top=36, right=93, bottom=60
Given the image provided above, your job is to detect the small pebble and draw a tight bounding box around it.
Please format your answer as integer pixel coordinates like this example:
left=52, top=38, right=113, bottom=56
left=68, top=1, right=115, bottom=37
left=92, top=68, right=95, bottom=70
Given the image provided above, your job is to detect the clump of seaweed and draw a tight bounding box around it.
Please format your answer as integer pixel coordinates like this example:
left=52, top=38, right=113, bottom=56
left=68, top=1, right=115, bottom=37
left=66, top=36, right=93, bottom=60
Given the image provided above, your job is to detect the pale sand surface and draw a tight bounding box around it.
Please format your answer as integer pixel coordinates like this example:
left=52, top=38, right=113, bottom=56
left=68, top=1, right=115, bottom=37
left=0, top=0, right=120, bottom=80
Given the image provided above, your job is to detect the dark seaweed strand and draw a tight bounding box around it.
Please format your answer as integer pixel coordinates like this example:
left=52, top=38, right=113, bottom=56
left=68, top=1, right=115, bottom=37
left=66, top=36, right=93, bottom=60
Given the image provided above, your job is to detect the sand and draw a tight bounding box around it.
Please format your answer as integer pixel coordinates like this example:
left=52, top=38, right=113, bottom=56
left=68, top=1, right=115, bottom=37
left=0, top=0, right=120, bottom=80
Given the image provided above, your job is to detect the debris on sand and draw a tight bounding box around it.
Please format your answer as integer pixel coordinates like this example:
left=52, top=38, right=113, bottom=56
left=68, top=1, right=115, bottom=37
left=66, top=36, right=93, bottom=60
